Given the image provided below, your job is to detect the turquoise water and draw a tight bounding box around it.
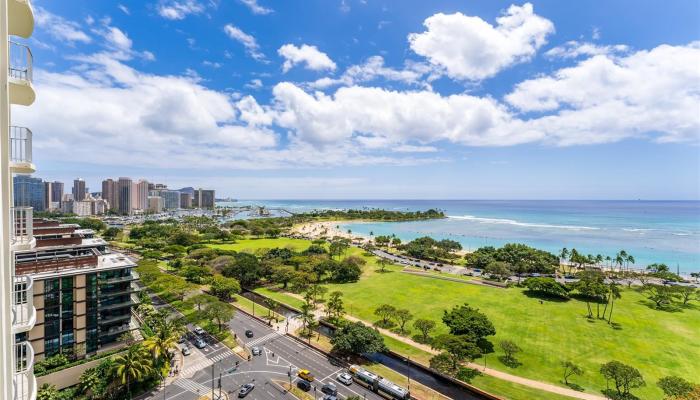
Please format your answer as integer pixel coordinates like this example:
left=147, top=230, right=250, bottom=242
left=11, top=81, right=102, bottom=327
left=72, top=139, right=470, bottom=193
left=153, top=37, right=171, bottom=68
left=217, top=200, right=700, bottom=274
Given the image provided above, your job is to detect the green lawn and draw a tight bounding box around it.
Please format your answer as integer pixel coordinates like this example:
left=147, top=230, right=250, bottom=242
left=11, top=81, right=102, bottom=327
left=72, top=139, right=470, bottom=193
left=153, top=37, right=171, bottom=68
left=208, top=237, right=315, bottom=253
left=210, top=239, right=700, bottom=400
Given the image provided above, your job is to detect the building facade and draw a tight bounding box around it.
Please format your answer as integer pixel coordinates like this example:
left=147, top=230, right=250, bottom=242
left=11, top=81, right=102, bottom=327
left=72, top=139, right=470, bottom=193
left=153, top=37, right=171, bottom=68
left=193, top=188, right=215, bottom=209
left=180, top=192, right=192, bottom=208
left=135, top=179, right=149, bottom=211
left=160, top=190, right=180, bottom=210
left=101, top=179, right=118, bottom=213
left=50, top=181, right=63, bottom=203
left=13, top=175, right=45, bottom=212
left=2, top=2, right=40, bottom=398
left=147, top=196, right=164, bottom=213
left=117, top=177, right=132, bottom=215
left=72, top=178, right=85, bottom=202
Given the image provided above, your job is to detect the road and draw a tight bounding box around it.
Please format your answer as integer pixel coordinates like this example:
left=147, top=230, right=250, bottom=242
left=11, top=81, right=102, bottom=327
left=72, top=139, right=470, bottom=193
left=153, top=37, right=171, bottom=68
left=147, top=295, right=388, bottom=400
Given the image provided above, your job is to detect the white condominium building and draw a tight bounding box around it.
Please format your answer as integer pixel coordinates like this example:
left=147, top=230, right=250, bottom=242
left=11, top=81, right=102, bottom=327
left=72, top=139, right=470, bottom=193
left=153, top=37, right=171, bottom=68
left=2, top=1, right=38, bottom=400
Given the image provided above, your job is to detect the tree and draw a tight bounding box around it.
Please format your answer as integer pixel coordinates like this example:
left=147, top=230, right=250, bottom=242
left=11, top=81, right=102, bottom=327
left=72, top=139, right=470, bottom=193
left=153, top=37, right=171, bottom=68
left=572, top=270, right=607, bottom=318
left=395, top=309, right=414, bottom=334
left=413, top=319, right=436, bottom=343
left=374, top=304, right=397, bottom=327
left=189, top=293, right=217, bottom=311
left=330, top=322, right=386, bottom=355
left=37, top=384, right=61, bottom=400
left=209, top=275, right=241, bottom=301
left=524, top=277, right=570, bottom=299
left=329, top=237, right=351, bottom=259
left=675, top=286, right=697, bottom=305
left=377, top=257, right=390, bottom=273
left=331, top=256, right=365, bottom=282
left=600, top=361, right=645, bottom=398
left=499, top=340, right=522, bottom=366
left=484, top=261, right=512, bottom=281
left=205, top=301, right=236, bottom=331
left=442, top=303, right=496, bottom=350
left=657, top=376, right=696, bottom=399
left=429, top=352, right=459, bottom=376
left=103, top=227, right=122, bottom=240
left=643, top=284, right=680, bottom=308
left=431, top=334, right=482, bottom=373
left=145, top=317, right=185, bottom=371
left=561, top=361, right=584, bottom=386
left=605, top=282, right=622, bottom=324
left=299, top=302, right=316, bottom=335
left=271, top=265, right=295, bottom=289
left=113, top=344, right=154, bottom=398
left=220, top=253, right=263, bottom=287
left=326, top=291, right=345, bottom=321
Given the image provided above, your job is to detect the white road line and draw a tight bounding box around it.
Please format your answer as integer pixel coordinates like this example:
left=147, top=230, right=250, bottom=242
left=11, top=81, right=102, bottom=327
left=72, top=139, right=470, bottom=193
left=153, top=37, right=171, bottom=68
left=318, top=368, right=344, bottom=384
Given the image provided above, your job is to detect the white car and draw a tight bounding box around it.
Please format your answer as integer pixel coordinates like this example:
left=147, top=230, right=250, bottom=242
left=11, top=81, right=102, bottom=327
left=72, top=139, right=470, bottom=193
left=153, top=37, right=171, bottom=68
left=336, top=372, right=353, bottom=386
left=193, top=326, right=205, bottom=335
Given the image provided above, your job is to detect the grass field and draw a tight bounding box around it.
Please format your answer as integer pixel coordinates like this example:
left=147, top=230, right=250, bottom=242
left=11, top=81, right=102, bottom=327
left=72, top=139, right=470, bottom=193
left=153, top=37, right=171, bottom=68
left=211, top=238, right=700, bottom=400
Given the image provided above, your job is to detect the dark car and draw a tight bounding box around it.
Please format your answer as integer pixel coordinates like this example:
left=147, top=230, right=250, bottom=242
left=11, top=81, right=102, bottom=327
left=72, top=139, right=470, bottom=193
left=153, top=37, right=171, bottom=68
left=321, top=383, right=337, bottom=396
left=238, top=383, right=254, bottom=398
left=297, top=380, right=311, bottom=392
left=245, top=330, right=254, bottom=338
left=194, top=338, right=206, bottom=349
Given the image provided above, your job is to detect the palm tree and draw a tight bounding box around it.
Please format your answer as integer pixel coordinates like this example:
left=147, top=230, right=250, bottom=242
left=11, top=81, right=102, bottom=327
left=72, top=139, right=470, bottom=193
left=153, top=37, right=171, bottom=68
left=113, top=345, right=153, bottom=399
left=626, top=254, right=635, bottom=272
left=605, top=256, right=612, bottom=270
left=614, top=252, right=625, bottom=273
left=145, top=318, right=185, bottom=371
left=595, top=254, right=604, bottom=269
left=606, top=282, right=622, bottom=324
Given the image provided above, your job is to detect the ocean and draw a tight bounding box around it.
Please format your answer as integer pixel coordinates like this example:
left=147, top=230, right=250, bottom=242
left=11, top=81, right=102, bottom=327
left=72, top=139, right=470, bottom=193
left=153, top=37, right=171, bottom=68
left=216, top=200, right=700, bottom=274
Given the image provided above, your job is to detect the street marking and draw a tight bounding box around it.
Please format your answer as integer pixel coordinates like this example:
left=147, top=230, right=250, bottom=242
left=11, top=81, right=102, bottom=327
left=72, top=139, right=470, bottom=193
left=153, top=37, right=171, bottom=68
left=318, top=368, right=344, bottom=384
left=245, top=332, right=281, bottom=347
left=181, top=358, right=213, bottom=377
left=174, top=378, right=210, bottom=394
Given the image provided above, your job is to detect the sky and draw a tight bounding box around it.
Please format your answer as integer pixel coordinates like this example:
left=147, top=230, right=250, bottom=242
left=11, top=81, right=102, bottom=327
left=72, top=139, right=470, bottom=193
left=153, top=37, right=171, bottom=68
left=11, top=0, right=700, bottom=199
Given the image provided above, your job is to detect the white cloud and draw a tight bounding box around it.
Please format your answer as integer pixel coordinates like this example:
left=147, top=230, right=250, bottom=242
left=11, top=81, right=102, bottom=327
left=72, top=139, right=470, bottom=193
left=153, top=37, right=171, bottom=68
left=278, top=44, right=337, bottom=73
left=244, top=79, right=263, bottom=90
left=202, top=60, right=222, bottom=68
left=240, top=0, right=273, bottom=15
left=309, top=56, right=431, bottom=89
left=34, top=6, right=92, bottom=44
left=408, top=3, right=554, bottom=80
left=104, top=26, right=133, bottom=51
left=224, top=24, right=266, bottom=61
left=545, top=41, right=629, bottom=59
left=118, top=4, right=130, bottom=15
left=340, top=0, right=350, bottom=13
left=506, top=42, right=700, bottom=144
left=157, top=0, right=204, bottom=20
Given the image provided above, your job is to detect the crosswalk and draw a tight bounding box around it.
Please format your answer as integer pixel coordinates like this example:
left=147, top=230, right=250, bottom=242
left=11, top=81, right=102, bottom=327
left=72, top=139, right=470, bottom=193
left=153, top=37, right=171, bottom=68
left=245, top=332, right=280, bottom=347
left=209, top=349, right=235, bottom=363
left=174, top=378, right=211, bottom=394
left=180, top=357, right=213, bottom=377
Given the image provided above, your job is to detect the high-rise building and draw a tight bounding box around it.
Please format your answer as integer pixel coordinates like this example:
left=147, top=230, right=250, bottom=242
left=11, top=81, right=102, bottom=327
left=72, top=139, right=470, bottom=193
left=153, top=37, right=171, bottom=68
left=43, top=181, right=52, bottom=210
left=14, top=175, right=45, bottom=212
left=180, top=192, right=192, bottom=208
left=160, top=190, right=180, bottom=210
left=117, top=177, right=133, bottom=215
left=136, top=179, right=149, bottom=211
left=148, top=196, right=164, bottom=213
left=101, top=179, right=118, bottom=212
left=193, top=188, right=215, bottom=209
left=72, top=178, right=86, bottom=201
left=3, top=3, right=40, bottom=399
left=50, top=181, right=63, bottom=203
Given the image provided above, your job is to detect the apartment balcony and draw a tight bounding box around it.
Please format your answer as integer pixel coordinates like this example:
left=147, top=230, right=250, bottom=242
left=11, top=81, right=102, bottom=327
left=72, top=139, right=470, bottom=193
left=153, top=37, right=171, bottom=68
left=9, top=0, right=35, bottom=38
left=14, top=248, right=99, bottom=276
left=12, top=275, right=36, bottom=334
left=13, top=341, right=36, bottom=400
left=9, top=126, right=35, bottom=173
left=11, top=207, right=35, bottom=251
left=9, top=41, right=35, bottom=106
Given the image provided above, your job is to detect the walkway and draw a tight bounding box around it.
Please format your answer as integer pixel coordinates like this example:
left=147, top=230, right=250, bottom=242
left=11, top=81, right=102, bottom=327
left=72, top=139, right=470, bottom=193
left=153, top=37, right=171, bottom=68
left=280, top=292, right=606, bottom=400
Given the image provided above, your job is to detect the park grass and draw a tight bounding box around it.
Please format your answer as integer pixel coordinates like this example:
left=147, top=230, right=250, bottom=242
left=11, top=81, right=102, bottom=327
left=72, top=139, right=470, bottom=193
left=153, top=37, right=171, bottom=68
left=208, top=237, right=315, bottom=253
left=210, top=239, right=700, bottom=400
left=254, top=287, right=306, bottom=309
left=231, top=294, right=284, bottom=322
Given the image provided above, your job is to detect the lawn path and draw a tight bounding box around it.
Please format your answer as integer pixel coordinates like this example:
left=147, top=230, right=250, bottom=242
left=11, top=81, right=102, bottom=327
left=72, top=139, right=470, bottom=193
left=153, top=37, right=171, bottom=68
left=281, top=291, right=606, bottom=400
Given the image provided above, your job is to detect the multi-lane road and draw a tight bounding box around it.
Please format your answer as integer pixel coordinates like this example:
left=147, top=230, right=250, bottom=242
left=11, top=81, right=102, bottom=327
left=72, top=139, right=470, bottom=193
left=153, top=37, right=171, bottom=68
left=149, top=307, right=387, bottom=400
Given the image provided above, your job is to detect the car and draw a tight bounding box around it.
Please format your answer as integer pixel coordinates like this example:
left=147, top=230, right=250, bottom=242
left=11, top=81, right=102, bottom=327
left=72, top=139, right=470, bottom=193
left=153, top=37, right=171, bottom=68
left=193, top=326, right=205, bottom=335
left=336, top=372, right=352, bottom=386
left=251, top=346, right=261, bottom=356
left=296, top=380, right=311, bottom=392
left=193, top=338, right=206, bottom=349
left=245, top=330, right=254, bottom=338
left=181, top=346, right=191, bottom=356
left=238, top=383, right=254, bottom=398
left=321, top=383, right=337, bottom=395
left=177, top=335, right=186, bottom=344
left=322, top=396, right=338, bottom=400
left=297, top=369, right=315, bottom=381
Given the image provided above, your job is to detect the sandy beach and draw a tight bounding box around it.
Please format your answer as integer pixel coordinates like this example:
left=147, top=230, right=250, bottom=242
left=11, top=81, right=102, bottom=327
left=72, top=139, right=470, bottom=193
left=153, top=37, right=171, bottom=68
left=292, top=220, right=372, bottom=244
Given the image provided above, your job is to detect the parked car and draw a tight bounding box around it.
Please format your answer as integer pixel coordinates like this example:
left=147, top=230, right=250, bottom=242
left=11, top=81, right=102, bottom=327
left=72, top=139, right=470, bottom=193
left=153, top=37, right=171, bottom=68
left=245, top=330, right=254, bottom=338
left=321, top=383, right=337, bottom=395
left=181, top=346, right=191, bottom=356
left=193, top=326, right=205, bottom=335
left=194, top=338, right=206, bottom=349
left=238, top=383, right=254, bottom=398
left=297, top=380, right=311, bottom=392
left=251, top=346, right=262, bottom=356
left=336, top=372, right=352, bottom=386
left=177, top=335, right=186, bottom=344
left=322, top=396, right=338, bottom=400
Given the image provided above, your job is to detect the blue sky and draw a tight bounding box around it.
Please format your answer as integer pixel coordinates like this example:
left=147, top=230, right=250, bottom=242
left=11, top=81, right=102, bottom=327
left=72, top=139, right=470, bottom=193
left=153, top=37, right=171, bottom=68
left=12, top=0, right=700, bottom=199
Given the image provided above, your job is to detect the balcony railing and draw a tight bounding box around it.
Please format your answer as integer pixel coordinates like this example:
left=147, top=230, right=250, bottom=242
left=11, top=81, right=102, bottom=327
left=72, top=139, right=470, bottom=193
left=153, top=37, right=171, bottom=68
left=14, top=247, right=100, bottom=276
left=11, top=207, right=33, bottom=247
left=10, top=126, right=32, bottom=165
left=12, top=275, right=35, bottom=333
left=9, top=41, right=33, bottom=82
left=13, top=341, right=36, bottom=400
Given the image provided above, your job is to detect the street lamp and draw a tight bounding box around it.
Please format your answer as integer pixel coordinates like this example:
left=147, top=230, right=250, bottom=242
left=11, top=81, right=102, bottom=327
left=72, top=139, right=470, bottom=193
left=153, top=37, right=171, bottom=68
left=405, top=357, right=411, bottom=390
